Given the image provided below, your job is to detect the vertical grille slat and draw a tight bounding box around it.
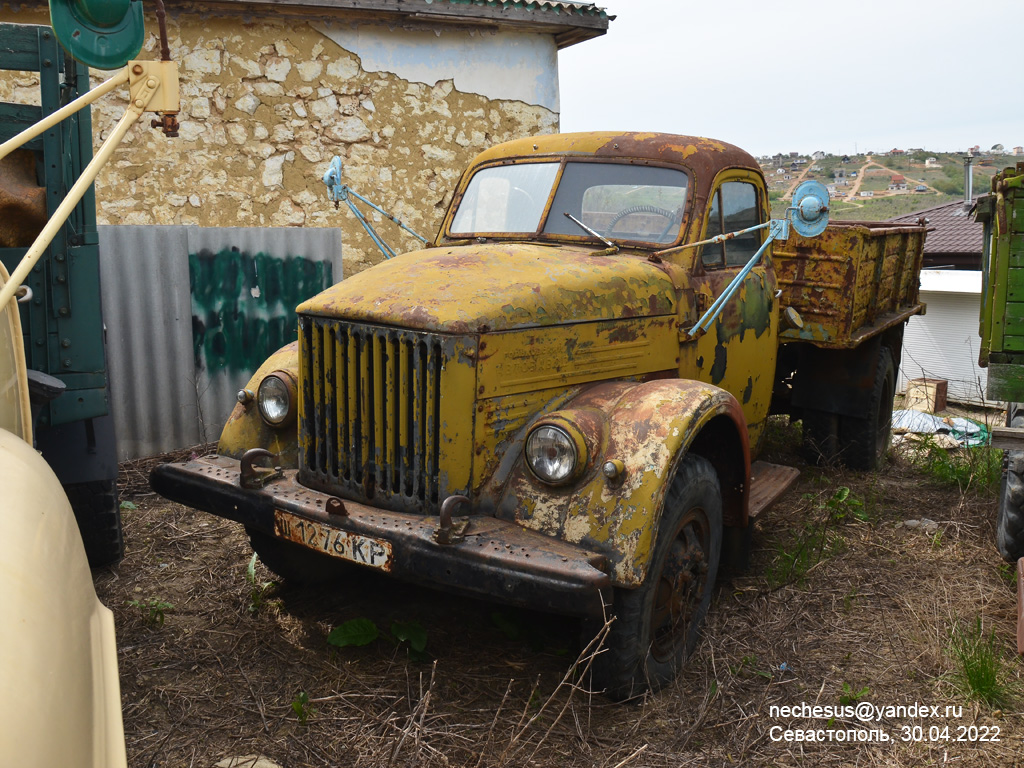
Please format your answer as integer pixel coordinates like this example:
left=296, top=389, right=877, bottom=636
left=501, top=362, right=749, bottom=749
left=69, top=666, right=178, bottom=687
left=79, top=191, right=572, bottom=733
left=299, top=319, right=454, bottom=513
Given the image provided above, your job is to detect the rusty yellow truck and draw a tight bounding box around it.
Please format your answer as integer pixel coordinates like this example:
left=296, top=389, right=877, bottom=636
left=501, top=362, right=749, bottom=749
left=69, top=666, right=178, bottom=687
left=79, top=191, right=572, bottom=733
left=152, top=132, right=925, bottom=698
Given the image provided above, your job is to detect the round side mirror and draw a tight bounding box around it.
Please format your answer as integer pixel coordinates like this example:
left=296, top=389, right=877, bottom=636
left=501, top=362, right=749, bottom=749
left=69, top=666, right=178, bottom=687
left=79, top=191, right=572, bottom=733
left=790, top=180, right=830, bottom=238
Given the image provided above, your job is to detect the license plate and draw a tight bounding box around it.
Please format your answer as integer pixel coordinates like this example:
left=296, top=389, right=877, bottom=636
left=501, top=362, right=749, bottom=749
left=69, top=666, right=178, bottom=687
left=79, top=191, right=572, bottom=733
left=273, top=510, right=393, bottom=571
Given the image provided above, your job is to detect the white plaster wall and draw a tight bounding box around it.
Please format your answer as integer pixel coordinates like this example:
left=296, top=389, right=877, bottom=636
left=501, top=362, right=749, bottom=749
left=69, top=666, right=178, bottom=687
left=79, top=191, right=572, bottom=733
left=313, top=23, right=559, bottom=112
left=899, top=271, right=988, bottom=405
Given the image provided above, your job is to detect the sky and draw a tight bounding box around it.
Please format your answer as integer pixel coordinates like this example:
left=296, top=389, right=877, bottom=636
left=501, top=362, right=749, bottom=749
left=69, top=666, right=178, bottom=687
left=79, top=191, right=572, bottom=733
left=558, top=0, right=1024, bottom=157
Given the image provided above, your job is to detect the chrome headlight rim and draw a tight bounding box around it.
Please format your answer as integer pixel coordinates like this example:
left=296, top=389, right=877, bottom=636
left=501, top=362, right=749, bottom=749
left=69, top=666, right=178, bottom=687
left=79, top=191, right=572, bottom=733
left=525, top=421, right=588, bottom=486
left=257, top=371, right=297, bottom=427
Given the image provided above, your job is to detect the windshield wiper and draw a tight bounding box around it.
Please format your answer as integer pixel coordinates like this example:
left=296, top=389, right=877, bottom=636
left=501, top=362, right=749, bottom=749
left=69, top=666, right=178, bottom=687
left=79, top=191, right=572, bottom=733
left=563, top=212, right=619, bottom=254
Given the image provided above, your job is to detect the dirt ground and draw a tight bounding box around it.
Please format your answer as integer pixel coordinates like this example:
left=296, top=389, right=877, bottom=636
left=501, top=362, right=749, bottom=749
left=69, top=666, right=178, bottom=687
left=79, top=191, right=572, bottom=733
left=97, top=419, right=1024, bottom=768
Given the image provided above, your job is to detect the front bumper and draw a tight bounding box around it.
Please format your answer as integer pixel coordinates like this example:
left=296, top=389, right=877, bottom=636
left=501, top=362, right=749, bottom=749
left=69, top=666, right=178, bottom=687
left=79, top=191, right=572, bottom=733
left=150, top=456, right=611, bottom=617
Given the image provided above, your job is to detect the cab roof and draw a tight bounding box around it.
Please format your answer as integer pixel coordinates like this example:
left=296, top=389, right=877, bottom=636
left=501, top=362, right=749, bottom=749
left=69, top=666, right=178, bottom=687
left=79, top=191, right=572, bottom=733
left=468, top=132, right=761, bottom=181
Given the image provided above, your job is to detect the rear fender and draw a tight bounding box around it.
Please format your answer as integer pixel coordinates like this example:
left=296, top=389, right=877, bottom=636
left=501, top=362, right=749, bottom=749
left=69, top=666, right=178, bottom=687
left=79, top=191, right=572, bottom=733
left=500, top=379, right=749, bottom=587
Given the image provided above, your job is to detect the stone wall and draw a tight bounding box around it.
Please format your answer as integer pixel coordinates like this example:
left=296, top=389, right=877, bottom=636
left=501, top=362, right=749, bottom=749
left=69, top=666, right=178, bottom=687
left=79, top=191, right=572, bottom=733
left=0, top=5, right=559, bottom=276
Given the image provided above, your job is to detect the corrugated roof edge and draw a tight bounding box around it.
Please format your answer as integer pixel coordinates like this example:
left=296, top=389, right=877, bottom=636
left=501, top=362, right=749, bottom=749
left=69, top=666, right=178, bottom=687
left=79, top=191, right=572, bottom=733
left=144, top=0, right=611, bottom=47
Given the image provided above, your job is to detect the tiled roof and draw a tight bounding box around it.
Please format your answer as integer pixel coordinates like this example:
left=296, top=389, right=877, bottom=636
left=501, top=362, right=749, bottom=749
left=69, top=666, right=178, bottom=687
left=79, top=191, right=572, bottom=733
left=890, top=198, right=983, bottom=255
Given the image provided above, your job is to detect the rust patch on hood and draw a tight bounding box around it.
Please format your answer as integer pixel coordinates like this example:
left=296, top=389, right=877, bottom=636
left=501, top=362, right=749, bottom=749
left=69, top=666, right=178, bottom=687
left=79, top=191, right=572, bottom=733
left=298, top=243, right=676, bottom=333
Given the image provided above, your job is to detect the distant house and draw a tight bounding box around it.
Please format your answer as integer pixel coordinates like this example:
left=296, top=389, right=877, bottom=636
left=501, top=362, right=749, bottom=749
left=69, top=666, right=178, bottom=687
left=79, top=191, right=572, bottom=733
left=890, top=199, right=986, bottom=403
left=790, top=162, right=799, bottom=170
left=859, top=191, right=874, bottom=197
left=850, top=171, right=858, bottom=178
left=812, top=150, right=826, bottom=160
left=783, top=174, right=792, bottom=181
left=891, top=148, right=905, bottom=155
left=1014, top=147, right=1024, bottom=156
left=888, top=174, right=908, bottom=191
left=834, top=168, right=846, bottom=179
left=841, top=155, right=851, bottom=163
left=915, top=184, right=928, bottom=192
left=773, top=153, right=786, bottom=166
left=925, top=157, right=942, bottom=168
left=775, top=167, right=787, bottom=175
left=789, top=151, right=800, bottom=158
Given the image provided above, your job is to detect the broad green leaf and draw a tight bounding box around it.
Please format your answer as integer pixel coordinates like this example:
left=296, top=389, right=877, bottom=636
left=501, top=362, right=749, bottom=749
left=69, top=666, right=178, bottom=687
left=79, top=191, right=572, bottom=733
left=391, top=620, right=428, bottom=653
left=327, top=618, right=379, bottom=647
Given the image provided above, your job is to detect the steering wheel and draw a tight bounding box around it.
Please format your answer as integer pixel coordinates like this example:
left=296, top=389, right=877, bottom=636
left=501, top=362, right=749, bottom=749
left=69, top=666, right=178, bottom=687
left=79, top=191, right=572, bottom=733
left=607, top=204, right=675, bottom=233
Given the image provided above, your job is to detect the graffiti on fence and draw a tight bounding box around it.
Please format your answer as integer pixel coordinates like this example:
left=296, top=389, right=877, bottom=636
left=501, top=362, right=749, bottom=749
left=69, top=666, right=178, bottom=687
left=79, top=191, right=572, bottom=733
left=190, top=246, right=334, bottom=374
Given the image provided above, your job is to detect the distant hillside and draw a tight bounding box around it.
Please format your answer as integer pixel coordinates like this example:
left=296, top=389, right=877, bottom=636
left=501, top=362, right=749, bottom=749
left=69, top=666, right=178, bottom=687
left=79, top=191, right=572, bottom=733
left=765, top=149, right=1019, bottom=221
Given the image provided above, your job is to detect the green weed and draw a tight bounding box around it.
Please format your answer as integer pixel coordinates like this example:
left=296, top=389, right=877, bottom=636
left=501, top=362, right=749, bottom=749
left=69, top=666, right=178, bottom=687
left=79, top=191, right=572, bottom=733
left=998, top=561, right=1016, bottom=587
left=128, top=597, right=174, bottom=626
left=948, top=617, right=1014, bottom=708
left=327, top=617, right=430, bottom=660
left=119, top=500, right=138, bottom=511
left=729, top=654, right=772, bottom=680
left=910, top=438, right=1001, bottom=495
left=245, top=553, right=275, bottom=614
left=764, top=487, right=857, bottom=589
left=291, top=691, right=314, bottom=725
left=839, top=682, right=870, bottom=705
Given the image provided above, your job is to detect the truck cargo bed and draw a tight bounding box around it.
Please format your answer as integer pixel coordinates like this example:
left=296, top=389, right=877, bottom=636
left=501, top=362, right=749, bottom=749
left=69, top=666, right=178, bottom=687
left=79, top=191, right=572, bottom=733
left=773, top=220, right=926, bottom=349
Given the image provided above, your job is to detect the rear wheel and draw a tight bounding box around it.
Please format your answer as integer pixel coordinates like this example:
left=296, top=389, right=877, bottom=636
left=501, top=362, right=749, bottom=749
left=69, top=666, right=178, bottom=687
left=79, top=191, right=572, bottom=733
left=591, top=455, right=722, bottom=700
left=838, top=347, right=895, bottom=471
left=65, top=479, right=124, bottom=567
left=246, top=526, right=351, bottom=584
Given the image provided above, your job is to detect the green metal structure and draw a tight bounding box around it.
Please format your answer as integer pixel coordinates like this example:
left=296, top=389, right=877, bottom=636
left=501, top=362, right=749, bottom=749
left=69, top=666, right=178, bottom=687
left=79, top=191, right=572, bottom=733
left=0, top=21, right=122, bottom=565
left=979, top=161, right=1024, bottom=398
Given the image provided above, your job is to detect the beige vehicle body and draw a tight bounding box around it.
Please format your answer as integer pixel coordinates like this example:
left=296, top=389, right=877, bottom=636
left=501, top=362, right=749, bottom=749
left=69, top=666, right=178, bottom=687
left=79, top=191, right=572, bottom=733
left=0, top=262, right=127, bottom=768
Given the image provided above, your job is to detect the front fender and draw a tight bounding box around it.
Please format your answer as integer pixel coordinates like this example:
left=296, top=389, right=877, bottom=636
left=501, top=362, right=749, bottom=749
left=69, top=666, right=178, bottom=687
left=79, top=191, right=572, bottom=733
left=218, top=341, right=300, bottom=466
left=500, top=379, right=748, bottom=587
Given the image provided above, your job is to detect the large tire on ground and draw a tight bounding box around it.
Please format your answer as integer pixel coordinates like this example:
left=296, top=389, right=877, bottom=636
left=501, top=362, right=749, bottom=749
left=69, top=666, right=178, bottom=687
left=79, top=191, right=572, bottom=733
left=246, top=526, right=352, bottom=584
left=800, top=408, right=840, bottom=466
left=65, top=479, right=124, bottom=567
left=997, top=405, right=1024, bottom=562
left=590, top=455, right=723, bottom=700
left=838, top=347, right=896, bottom=471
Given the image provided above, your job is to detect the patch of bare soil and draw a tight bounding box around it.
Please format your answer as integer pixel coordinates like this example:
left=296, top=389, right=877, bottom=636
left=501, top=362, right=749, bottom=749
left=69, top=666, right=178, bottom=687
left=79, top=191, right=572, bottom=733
left=98, top=424, right=1024, bottom=767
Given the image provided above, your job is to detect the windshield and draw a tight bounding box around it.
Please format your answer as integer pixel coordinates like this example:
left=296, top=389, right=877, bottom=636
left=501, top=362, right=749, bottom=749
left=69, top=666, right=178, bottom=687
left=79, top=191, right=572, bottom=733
left=450, top=163, right=559, bottom=234
left=449, top=161, right=689, bottom=245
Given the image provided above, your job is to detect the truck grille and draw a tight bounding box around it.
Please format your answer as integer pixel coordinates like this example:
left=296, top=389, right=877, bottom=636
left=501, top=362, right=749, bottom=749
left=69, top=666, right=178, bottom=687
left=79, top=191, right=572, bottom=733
left=298, top=317, right=448, bottom=511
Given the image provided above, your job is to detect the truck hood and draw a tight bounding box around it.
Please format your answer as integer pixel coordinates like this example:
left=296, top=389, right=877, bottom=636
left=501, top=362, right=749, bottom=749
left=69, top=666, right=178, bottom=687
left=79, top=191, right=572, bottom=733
left=298, top=243, right=677, bottom=333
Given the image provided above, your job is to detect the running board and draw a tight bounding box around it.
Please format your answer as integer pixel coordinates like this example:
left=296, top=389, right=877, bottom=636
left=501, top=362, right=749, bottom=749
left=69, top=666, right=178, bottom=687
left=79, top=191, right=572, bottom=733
left=748, top=461, right=800, bottom=520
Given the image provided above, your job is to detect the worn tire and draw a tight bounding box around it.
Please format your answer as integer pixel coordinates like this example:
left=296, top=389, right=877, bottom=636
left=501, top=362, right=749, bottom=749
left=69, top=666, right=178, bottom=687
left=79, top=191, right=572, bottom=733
left=246, top=526, right=352, bottom=584
left=65, top=479, right=124, bottom=567
left=800, top=408, right=840, bottom=465
left=838, top=347, right=896, bottom=471
left=997, top=405, right=1024, bottom=562
left=590, top=455, right=722, bottom=700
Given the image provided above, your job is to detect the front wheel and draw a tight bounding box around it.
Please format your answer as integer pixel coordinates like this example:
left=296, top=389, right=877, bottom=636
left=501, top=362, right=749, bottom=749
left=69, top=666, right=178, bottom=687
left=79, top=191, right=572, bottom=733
left=246, top=526, right=352, bottom=584
left=591, top=454, right=723, bottom=700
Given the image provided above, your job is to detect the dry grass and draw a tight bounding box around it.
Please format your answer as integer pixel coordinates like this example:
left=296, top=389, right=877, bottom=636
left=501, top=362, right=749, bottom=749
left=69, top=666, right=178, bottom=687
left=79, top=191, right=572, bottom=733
left=99, top=423, right=1024, bottom=767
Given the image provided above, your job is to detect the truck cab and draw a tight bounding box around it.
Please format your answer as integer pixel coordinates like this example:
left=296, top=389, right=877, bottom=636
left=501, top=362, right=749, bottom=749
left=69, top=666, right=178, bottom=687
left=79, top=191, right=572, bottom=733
left=153, top=132, right=925, bottom=698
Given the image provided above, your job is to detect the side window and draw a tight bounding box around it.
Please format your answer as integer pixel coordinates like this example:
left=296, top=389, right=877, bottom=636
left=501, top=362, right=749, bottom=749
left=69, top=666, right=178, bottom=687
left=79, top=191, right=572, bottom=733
left=722, top=182, right=761, bottom=266
left=701, top=181, right=763, bottom=269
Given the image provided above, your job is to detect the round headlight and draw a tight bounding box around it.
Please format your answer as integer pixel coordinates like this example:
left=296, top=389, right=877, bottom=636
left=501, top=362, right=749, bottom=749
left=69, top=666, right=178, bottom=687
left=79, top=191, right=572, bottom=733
left=526, top=425, right=577, bottom=484
left=257, top=373, right=295, bottom=426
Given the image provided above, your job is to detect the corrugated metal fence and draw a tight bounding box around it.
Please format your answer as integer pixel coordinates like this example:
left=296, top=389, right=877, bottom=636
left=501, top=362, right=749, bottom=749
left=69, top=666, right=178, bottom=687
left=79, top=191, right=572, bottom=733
left=98, top=225, right=342, bottom=459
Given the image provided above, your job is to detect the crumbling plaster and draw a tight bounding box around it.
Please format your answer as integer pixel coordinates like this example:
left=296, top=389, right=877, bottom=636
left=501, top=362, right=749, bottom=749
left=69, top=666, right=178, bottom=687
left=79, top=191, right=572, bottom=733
left=0, top=6, right=559, bottom=276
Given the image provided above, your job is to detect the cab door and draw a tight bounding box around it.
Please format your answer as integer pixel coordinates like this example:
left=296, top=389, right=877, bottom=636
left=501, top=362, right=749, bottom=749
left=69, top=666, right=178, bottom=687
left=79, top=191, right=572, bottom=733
left=683, top=173, right=778, bottom=448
